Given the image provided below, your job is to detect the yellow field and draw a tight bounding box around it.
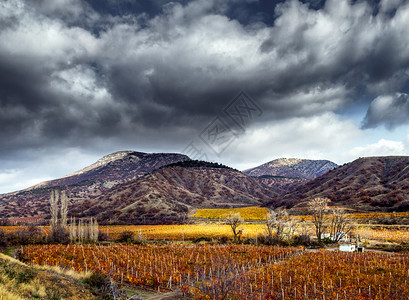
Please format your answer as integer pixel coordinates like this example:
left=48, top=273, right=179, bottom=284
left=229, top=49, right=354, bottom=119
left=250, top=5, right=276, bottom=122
left=359, top=227, right=409, bottom=243
left=100, top=224, right=265, bottom=240
left=2, top=210, right=409, bottom=243
left=349, top=211, right=409, bottom=219
left=190, top=206, right=268, bottom=220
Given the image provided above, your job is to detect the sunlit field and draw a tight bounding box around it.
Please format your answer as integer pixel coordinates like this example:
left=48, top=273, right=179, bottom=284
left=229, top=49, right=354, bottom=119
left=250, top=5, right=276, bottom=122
left=191, top=206, right=268, bottom=220
left=359, top=227, right=409, bottom=243
left=3, top=218, right=409, bottom=243
left=99, top=224, right=266, bottom=240
left=20, top=244, right=409, bottom=299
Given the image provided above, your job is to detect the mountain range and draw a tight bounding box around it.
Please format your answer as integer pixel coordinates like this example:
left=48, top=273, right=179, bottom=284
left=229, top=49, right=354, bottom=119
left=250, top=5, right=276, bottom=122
left=71, top=161, right=277, bottom=224
left=243, top=158, right=338, bottom=179
left=1, top=152, right=408, bottom=224
left=271, top=156, right=409, bottom=212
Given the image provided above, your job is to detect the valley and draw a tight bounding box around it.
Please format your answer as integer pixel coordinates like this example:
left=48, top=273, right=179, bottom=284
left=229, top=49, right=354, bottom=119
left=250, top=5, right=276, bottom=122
left=1, top=151, right=409, bottom=300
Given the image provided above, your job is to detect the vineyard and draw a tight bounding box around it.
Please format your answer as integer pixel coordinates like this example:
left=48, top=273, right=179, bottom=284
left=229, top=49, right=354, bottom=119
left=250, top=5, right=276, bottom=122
left=19, top=244, right=409, bottom=299
left=3, top=223, right=409, bottom=243
left=190, top=206, right=268, bottom=220
left=100, top=224, right=265, bottom=240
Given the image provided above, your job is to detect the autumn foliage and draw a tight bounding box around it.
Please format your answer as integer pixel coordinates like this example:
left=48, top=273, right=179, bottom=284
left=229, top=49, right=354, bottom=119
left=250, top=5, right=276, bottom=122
left=19, top=244, right=409, bottom=299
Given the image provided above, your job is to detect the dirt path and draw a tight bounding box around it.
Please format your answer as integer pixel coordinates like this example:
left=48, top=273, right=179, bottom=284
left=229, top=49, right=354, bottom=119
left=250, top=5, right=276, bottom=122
left=128, top=290, right=188, bottom=300
left=144, top=291, right=187, bottom=299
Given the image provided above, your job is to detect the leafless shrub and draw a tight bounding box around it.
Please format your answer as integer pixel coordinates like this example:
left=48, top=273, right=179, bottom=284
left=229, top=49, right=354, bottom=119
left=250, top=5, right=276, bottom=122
left=329, top=207, right=353, bottom=242
left=308, top=197, right=330, bottom=243
left=224, top=212, right=243, bottom=242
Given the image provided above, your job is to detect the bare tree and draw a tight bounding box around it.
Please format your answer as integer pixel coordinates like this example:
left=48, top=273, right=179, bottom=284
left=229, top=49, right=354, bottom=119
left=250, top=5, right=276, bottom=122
left=308, top=197, right=330, bottom=243
left=225, top=212, right=243, bottom=242
left=60, top=191, right=68, bottom=232
left=69, top=216, right=76, bottom=243
left=299, top=217, right=309, bottom=236
left=49, top=190, right=59, bottom=240
left=265, top=208, right=291, bottom=241
left=286, top=215, right=298, bottom=238
left=329, top=207, right=353, bottom=242
left=78, top=219, right=85, bottom=243
left=89, top=217, right=99, bottom=243
left=49, top=190, right=71, bottom=242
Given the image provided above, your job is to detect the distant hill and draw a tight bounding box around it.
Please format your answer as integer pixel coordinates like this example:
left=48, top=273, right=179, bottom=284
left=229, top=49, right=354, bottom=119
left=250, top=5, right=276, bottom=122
left=4, top=153, right=409, bottom=224
left=33, top=151, right=191, bottom=189
left=0, top=151, right=190, bottom=220
left=255, top=176, right=307, bottom=194
left=243, top=158, right=338, bottom=179
left=72, top=163, right=278, bottom=224
left=270, top=156, right=409, bottom=212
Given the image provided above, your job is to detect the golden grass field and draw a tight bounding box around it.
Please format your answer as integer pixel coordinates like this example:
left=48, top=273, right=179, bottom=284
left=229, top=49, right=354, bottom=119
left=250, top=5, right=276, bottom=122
left=190, top=206, right=268, bottom=220
left=2, top=210, right=409, bottom=243
left=99, top=224, right=266, bottom=240
left=3, top=223, right=408, bottom=243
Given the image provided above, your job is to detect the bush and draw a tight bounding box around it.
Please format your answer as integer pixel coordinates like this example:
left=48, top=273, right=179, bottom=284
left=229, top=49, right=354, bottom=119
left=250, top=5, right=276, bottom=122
left=7, top=225, right=46, bottom=246
left=85, top=272, right=110, bottom=290
left=289, top=234, right=322, bottom=247
left=84, top=272, right=126, bottom=300
left=217, top=236, right=231, bottom=244
left=258, top=234, right=286, bottom=246
left=98, top=230, right=109, bottom=242
left=117, top=231, right=134, bottom=243
left=0, top=229, right=8, bottom=249
left=242, top=238, right=258, bottom=245
left=193, top=237, right=212, bottom=244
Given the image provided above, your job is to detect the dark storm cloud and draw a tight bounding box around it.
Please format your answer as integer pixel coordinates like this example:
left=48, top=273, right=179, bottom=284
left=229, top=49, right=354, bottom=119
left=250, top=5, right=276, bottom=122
left=362, top=93, right=409, bottom=129
left=1, top=0, right=409, bottom=160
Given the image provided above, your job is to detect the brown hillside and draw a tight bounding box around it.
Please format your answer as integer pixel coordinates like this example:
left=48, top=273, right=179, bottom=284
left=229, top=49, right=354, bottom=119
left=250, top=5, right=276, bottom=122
left=72, top=164, right=278, bottom=224
left=255, top=176, right=307, bottom=193
left=0, top=151, right=189, bottom=220
left=270, top=156, right=409, bottom=212
left=243, top=158, right=338, bottom=179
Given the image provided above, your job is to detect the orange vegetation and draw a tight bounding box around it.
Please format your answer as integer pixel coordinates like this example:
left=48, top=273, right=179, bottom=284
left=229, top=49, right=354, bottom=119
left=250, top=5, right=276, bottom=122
left=20, top=244, right=409, bottom=299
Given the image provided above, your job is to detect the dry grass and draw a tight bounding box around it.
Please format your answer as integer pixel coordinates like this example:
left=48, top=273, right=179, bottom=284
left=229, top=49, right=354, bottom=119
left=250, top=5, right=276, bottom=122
left=358, top=227, right=409, bottom=243
left=0, top=253, right=97, bottom=300
left=35, top=264, right=93, bottom=281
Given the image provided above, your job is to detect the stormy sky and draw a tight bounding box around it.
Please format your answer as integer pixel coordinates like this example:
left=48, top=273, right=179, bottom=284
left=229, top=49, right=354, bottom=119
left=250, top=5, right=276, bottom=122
left=1, top=0, right=409, bottom=193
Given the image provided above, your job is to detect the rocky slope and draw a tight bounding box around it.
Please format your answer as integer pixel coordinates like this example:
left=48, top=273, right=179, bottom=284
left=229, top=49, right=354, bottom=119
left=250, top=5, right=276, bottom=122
left=269, top=156, right=409, bottom=212
left=0, top=151, right=190, bottom=220
left=72, top=161, right=278, bottom=224
left=255, top=176, right=307, bottom=193
left=244, top=158, right=338, bottom=179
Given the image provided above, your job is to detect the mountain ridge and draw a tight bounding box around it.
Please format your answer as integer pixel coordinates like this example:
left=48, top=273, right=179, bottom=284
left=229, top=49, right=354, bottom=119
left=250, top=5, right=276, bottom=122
left=72, top=163, right=278, bottom=224
left=2, top=152, right=408, bottom=224
left=268, top=156, right=409, bottom=212
left=0, top=151, right=191, bottom=220
left=243, top=158, right=338, bottom=179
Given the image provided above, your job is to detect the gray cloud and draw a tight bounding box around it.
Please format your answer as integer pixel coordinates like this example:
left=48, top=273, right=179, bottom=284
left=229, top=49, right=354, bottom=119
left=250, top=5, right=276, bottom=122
left=1, top=0, right=409, bottom=192
left=362, top=93, right=409, bottom=129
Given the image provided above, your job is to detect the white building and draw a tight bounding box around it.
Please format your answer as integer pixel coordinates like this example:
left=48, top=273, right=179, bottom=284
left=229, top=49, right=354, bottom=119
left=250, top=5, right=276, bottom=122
left=320, top=231, right=348, bottom=242
left=339, top=244, right=356, bottom=252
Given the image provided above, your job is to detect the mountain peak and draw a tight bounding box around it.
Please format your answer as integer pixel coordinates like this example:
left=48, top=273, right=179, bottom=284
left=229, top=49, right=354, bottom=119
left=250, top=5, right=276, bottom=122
left=66, top=151, right=145, bottom=177
left=268, top=158, right=304, bottom=167
left=244, top=158, right=338, bottom=179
